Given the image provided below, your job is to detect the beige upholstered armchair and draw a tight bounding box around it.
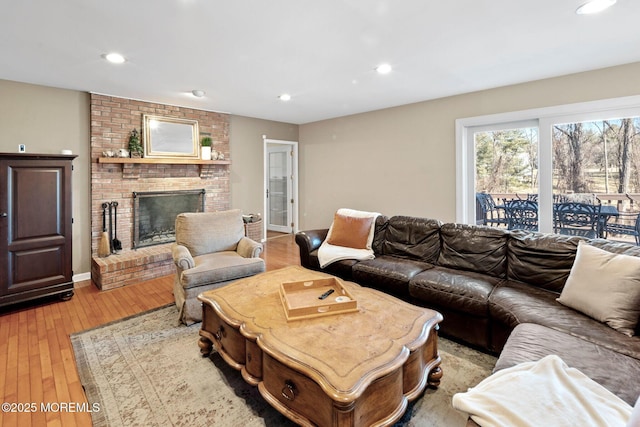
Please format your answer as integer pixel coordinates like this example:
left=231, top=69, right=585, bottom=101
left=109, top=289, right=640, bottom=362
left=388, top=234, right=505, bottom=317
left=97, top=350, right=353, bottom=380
left=172, top=209, right=265, bottom=324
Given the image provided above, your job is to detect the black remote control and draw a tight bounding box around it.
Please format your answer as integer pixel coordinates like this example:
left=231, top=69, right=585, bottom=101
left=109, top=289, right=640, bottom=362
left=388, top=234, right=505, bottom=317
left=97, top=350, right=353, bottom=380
left=318, top=289, right=335, bottom=300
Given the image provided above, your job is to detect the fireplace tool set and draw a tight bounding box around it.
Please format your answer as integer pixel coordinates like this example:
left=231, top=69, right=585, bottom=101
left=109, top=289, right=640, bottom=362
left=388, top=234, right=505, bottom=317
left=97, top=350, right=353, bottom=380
left=99, top=201, right=122, bottom=257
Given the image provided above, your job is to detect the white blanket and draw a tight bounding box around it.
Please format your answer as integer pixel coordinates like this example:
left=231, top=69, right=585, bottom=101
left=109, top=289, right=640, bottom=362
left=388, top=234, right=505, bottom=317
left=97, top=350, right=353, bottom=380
left=317, top=208, right=379, bottom=268
left=452, top=355, right=632, bottom=427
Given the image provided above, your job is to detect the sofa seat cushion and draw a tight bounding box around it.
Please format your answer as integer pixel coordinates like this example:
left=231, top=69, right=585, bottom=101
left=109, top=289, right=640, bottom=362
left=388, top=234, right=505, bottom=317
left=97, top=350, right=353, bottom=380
left=180, top=251, right=265, bottom=290
left=305, top=250, right=358, bottom=280
left=352, top=255, right=433, bottom=298
left=323, top=258, right=359, bottom=281
left=409, top=267, right=500, bottom=317
left=496, top=323, right=640, bottom=406
left=490, top=280, right=640, bottom=359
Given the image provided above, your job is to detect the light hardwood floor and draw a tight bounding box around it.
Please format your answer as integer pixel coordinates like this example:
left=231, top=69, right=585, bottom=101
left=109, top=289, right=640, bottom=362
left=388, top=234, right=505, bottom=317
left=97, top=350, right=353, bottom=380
left=0, top=234, right=299, bottom=427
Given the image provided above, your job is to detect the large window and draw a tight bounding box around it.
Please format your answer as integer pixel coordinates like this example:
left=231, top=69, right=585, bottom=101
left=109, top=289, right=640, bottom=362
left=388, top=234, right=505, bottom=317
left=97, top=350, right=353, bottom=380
left=457, top=96, right=640, bottom=243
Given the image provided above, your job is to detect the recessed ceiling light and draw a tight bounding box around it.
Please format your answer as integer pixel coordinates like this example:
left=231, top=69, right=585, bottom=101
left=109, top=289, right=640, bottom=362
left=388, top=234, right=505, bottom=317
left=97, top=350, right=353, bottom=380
left=191, top=90, right=206, bottom=98
left=103, top=52, right=126, bottom=64
left=375, top=63, right=392, bottom=74
left=278, top=94, right=291, bottom=101
left=576, top=0, right=616, bottom=15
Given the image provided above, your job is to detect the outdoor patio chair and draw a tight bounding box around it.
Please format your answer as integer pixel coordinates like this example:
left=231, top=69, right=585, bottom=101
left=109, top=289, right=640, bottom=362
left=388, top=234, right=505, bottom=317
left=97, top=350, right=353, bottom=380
left=518, top=193, right=538, bottom=201
left=476, top=192, right=507, bottom=227
left=554, top=193, right=597, bottom=204
left=503, top=199, right=538, bottom=231
left=603, top=211, right=640, bottom=245
left=553, top=202, right=601, bottom=238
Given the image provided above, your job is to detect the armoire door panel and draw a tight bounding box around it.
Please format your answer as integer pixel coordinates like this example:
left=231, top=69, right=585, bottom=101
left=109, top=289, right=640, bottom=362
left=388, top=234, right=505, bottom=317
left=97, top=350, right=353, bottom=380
left=8, top=246, right=66, bottom=293
left=11, top=167, right=64, bottom=240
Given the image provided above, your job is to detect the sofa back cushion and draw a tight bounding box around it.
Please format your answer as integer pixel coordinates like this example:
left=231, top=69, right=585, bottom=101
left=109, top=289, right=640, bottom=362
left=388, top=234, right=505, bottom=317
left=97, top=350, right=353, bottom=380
left=438, top=223, right=509, bottom=278
left=371, top=215, right=389, bottom=255
left=507, top=230, right=581, bottom=293
left=587, top=239, right=640, bottom=257
left=381, top=216, right=441, bottom=263
left=175, top=209, right=244, bottom=257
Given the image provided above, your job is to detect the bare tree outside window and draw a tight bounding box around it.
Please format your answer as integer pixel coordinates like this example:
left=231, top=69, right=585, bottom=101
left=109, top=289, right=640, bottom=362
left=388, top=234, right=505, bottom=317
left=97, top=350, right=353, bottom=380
left=552, top=117, right=640, bottom=195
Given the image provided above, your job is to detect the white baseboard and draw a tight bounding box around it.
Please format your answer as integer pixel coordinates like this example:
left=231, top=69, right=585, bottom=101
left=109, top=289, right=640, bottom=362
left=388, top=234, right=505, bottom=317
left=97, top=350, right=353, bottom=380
left=73, top=271, right=91, bottom=284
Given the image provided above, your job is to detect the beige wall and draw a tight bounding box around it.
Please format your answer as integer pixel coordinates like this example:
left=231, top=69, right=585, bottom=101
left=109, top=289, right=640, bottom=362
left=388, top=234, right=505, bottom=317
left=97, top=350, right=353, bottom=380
left=298, top=61, right=640, bottom=229
left=0, top=79, right=91, bottom=278
left=229, top=115, right=299, bottom=216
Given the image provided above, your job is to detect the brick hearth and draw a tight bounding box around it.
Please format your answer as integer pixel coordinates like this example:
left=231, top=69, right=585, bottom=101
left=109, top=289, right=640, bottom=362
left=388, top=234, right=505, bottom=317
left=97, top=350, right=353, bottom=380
left=91, top=244, right=174, bottom=291
left=90, top=94, right=230, bottom=289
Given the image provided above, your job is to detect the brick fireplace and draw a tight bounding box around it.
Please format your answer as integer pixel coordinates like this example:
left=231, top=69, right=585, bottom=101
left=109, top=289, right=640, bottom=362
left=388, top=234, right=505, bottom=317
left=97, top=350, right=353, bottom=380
left=90, top=94, right=230, bottom=290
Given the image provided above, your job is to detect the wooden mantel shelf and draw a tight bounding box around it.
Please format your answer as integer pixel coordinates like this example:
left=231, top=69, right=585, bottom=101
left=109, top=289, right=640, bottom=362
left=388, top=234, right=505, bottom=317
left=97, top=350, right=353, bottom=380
left=97, top=156, right=230, bottom=178
left=97, top=157, right=230, bottom=165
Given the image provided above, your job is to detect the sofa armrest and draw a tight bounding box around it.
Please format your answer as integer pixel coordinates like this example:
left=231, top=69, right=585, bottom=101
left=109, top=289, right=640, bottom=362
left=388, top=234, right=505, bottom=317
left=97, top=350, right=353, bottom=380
left=295, top=229, right=329, bottom=268
left=237, top=236, right=263, bottom=258
left=172, top=243, right=195, bottom=270
left=296, top=229, right=329, bottom=251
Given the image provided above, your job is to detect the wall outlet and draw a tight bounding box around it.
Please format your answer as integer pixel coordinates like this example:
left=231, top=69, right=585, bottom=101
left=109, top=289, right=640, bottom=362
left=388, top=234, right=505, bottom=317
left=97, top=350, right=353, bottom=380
left=18, top=144, right=26, bottom=153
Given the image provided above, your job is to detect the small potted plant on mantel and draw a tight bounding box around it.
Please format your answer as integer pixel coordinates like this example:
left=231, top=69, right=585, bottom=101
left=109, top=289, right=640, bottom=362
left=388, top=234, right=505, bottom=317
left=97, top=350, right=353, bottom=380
left=201, top=136, right=213, bottom=160
left=128, top=128, right=143, bottom=158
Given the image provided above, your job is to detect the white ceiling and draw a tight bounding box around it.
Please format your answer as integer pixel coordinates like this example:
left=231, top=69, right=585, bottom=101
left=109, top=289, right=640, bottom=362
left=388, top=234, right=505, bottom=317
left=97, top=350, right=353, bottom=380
left=2, top=1, right=639, bottom=124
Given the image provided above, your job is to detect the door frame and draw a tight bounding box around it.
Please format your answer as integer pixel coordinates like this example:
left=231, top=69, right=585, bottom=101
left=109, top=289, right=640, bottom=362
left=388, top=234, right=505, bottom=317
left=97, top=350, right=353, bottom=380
left=263, top=137, right=299, bottom=238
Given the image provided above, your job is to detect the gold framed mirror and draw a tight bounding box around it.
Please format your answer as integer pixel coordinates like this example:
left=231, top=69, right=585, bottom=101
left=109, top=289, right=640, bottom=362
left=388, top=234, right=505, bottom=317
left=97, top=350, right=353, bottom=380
left=143, top=115, right=200, bottom=159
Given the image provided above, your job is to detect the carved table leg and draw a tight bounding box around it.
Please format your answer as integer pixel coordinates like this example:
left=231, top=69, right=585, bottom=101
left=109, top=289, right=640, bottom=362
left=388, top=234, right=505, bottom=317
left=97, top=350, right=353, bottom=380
left=427, top=365, right=443, bottom=388
left=199, top=336, right=213, bottom=357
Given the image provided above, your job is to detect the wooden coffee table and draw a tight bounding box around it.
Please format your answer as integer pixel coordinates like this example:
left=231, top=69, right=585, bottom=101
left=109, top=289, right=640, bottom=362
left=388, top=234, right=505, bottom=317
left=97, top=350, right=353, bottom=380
left=198, top=266, right=443, bottom=427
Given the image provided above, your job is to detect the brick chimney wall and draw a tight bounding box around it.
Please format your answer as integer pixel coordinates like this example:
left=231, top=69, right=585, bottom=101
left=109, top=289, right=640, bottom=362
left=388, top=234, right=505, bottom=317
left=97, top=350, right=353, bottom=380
left=90, top=94, right=231, bottom=289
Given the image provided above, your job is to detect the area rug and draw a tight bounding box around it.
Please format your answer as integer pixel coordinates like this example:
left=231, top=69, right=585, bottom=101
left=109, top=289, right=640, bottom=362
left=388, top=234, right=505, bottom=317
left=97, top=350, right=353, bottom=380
left=71, top=305, right=496, bottom=427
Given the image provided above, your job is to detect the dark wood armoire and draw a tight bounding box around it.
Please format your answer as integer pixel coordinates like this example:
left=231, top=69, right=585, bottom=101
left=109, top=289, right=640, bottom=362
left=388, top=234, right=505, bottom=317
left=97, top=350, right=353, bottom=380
left=0, top=153, right=76, bottom=308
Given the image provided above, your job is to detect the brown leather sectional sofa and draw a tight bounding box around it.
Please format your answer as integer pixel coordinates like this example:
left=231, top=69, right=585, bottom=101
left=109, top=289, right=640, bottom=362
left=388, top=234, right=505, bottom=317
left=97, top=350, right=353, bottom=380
left=295, top=215, right=640, bottom=405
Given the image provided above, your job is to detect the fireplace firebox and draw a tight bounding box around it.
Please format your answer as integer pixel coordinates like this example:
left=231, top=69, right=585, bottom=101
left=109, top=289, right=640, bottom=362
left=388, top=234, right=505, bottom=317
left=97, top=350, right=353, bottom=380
left=133, top=189, right=205, bottom=249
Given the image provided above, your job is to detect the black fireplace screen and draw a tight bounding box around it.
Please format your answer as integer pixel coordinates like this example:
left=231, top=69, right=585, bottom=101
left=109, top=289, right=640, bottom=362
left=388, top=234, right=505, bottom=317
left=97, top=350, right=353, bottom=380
left=133, top=189, right=205, bottom=249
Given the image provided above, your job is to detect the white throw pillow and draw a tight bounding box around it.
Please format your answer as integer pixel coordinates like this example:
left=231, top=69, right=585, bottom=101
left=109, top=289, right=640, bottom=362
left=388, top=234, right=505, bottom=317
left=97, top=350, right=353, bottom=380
left=557, top=242, right=640, bottom=336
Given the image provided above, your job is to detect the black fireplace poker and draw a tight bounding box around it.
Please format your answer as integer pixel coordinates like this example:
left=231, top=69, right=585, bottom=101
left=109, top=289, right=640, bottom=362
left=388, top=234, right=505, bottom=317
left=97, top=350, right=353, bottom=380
left=112, top=201, right=122, bottom=252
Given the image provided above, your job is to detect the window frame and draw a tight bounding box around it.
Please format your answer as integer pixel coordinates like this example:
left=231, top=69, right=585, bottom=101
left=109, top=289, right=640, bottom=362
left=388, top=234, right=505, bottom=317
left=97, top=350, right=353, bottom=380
left=456, top=95, right=640, bottom=232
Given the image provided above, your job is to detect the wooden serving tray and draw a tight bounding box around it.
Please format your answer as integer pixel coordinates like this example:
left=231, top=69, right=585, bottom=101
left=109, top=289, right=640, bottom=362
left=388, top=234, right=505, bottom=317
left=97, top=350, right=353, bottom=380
left=279, top=277, right=358, bottom=321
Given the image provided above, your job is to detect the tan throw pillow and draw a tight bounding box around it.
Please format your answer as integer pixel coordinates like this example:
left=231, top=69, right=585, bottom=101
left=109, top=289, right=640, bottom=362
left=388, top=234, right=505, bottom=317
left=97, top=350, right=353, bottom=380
left=326, top=213, right=374, bottom=249
left=557, top=243, right=640, bottom=336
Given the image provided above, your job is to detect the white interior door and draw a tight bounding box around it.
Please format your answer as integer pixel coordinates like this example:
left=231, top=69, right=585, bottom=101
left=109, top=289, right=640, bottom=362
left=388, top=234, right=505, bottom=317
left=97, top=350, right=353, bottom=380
left=264, top=140, right=298, bottom=234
